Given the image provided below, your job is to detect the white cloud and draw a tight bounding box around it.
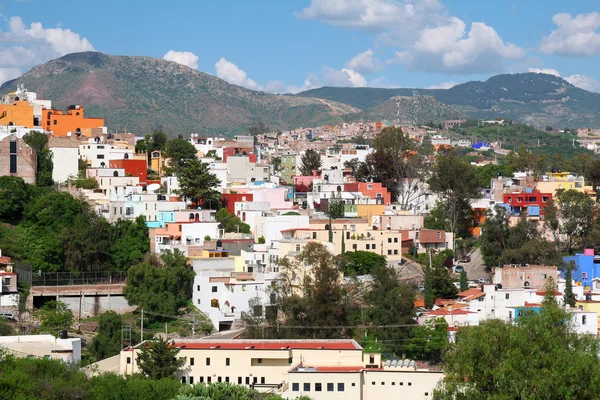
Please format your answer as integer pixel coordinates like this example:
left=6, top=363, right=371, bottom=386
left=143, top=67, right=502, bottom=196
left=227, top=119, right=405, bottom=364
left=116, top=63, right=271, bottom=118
left=215, top=58, right=260, bottom=90
left=296, top=1, right=524, bottom=75
left=565, top=74, right=600, bottom=93
left=163, top=50, right=199, bottom=69
left=540, top=12, right=600, bottom=57
left=345, top=49, right=382, bottom=74
left=0, top=68, right=21, bottom=86
left=0, top=16, right=94, bottom=83
left=322, top=67, right=367, bottom=87
left=426, top=81, right=457, bottom=89
left=528, top=67, right=561, bottom=77
left=394, top=18, right=525, bottom=74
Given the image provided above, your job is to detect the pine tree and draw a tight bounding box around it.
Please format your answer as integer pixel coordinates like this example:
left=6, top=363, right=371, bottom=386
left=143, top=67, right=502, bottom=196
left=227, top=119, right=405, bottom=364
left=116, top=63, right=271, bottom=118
left=460, top=270, right=468, bottom=292
left=341, top=230, right=345, bottom=254
left=424, top=262, right=434, bottom=309
left=564, top=265, right=576, bottom=307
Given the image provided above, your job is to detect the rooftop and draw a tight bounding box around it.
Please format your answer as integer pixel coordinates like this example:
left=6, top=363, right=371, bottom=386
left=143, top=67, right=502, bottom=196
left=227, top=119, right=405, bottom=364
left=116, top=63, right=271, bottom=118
left=170, top=339, right=361, bottom=351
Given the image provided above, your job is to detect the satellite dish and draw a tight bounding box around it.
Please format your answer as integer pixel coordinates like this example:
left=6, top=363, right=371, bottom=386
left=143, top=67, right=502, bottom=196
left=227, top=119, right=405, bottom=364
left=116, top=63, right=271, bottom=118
left=146, top=183, right=161, bottom=192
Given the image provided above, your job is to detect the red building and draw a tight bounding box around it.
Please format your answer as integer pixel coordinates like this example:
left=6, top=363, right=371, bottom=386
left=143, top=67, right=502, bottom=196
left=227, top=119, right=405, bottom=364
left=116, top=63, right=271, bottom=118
left=222, top=193, right=254, bottom=214
left=109, top=159, right=148, bottom=184
left=502, top=189, right=551, bottom=216
left=222, top=147, right=257, bottom=163
left=344, top=182, right=391, bottom=205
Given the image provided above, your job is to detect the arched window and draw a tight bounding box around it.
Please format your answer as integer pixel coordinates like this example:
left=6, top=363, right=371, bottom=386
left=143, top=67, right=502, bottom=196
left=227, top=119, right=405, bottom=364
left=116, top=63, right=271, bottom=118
left=76, top=128, right=81, bottom=133
left=195, top=213, right=200, bottom=222
left=124, top=153, right=129, bottom=159
left=14, top=96, right=19, bottom=101
left=76, top=112, right=80, bottom=116
left=189, top=213, right=195, bottom=220
left=113, top=171, right=119, bottom=177
left=8, top=122, right=13, bottom=126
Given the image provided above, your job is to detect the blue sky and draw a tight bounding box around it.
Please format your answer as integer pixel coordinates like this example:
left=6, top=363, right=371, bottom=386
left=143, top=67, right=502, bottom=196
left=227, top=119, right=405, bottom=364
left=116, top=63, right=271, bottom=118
left=1, top=0, right=600, bottom=93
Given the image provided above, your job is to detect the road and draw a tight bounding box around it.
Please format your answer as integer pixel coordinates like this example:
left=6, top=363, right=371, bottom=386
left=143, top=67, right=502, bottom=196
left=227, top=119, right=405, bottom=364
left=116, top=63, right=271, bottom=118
left=460, top=248, right=491, bottom=281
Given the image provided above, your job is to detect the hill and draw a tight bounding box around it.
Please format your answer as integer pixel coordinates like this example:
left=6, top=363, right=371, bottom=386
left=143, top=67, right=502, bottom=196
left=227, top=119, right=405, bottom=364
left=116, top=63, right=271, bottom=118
left=298, top=73, right=600, bottom=128
left=0, top=52, right=358, bottom=136
left=343, top=95, right=467, bottom=124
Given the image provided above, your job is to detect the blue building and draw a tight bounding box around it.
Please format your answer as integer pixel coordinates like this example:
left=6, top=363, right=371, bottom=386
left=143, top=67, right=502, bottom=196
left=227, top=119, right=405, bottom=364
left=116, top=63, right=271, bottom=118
left=562, top=251, right=600, bottom=290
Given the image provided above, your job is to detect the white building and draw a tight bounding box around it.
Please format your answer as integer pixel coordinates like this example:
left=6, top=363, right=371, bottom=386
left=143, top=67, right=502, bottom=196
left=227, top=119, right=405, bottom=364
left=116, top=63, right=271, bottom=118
left=79, top=138, right=134, bottom=168
left=0, top=334, right=81, bottom=363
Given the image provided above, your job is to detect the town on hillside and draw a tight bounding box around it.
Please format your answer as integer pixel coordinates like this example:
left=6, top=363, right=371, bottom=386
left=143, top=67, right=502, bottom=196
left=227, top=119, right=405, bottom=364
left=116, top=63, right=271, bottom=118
left=2, top=85, right=600, bottom=399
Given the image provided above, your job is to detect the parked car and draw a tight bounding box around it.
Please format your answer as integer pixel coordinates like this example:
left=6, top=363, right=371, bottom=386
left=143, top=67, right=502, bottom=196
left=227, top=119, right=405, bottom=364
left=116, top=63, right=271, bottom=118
left=478, top=278, right=487, bottom=284
left=460, top=255, right=471, bottom=263
left=454, top=265, right=464, bottom=273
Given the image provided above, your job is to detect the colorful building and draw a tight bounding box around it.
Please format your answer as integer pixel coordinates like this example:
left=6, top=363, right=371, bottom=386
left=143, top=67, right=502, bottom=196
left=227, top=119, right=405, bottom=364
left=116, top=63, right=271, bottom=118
left=109, top=159, right=148, bottom=184
left=0, top=100, right=35, bottom=128
left=563, top=249, right=600, bottom=291
left=44, top=106, right=105, bottom=137
left=503, top=189, right=552, bottom=216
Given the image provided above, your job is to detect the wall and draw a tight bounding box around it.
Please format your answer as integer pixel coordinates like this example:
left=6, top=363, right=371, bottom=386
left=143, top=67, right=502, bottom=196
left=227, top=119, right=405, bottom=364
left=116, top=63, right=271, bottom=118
left=45, top=107, right=105, bottom=137
left=0, top=101, right=35, bottom=127
left=362, top=370, right=442, bottom=400
left=0, top=135, right=36, bottom=184
left=50, top=147, right=79, bottom=183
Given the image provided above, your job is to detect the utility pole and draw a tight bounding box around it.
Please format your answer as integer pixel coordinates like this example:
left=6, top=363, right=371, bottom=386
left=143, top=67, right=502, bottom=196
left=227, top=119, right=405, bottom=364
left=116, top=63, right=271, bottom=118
left=190, top=315, right=196, bottom=337
left=138, top=309, right=147, bottom=343
left=78, top=291, right=82, bottom=330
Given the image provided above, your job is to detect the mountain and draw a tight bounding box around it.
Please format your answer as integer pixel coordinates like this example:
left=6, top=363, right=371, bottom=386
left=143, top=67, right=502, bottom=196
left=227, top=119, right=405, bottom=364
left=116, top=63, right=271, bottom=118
left=0, top=52, right=358, bottom=136
left=298, top=73, right=600, bottom=128
left=343, top=95, right=467, bottom=125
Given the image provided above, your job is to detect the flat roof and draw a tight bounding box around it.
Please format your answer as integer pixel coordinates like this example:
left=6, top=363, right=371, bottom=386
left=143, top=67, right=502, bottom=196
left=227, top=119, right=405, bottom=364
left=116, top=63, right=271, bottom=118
left=172, top=339, right=361, bottom=351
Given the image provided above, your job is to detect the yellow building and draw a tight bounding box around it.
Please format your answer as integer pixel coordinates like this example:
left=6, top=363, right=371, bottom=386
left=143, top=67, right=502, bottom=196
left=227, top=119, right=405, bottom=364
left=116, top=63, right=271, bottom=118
left=150, top=150, right=171, bottom=175
left=537, top=172, right=596, bottom=202
left=0, top=100, right=35, bottom=127
left=575, top=300, right=600, bottom=333
left=117, top=339, right=443, bottom=399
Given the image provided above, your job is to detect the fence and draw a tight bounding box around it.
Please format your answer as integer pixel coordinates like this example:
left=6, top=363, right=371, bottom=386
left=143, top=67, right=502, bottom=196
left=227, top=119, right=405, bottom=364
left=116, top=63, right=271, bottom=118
left=22, top=271, right=127, bottom=287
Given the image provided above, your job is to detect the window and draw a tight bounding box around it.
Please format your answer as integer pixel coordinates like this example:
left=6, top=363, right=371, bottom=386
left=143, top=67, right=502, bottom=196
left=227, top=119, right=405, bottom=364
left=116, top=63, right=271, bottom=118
left=400, top=382, right=404, bottom=385
left=207, top=377, right=211, bottom=383
left=437, top=232, right=441, bottom=239
left=366, top=244, right=370, bottom=250
left=583, top=315, right=587, bottom=325
left=197, top=299, right=201, bottom=305
left=206, top=357, right=210, bottom=366
left=181, top=377, right=186, bottom=384
left=226, top=358, right=230, bottom=366
left=126, top=357, right=131, bottom=364
left=261, top=377, right=265, bottom=384
left=392, top=382, right=396, bottom=385
left=582, top=272, right=588, bottom=279
left=257, top=358, right=262, bottom=364
left=388, top=250, right=392, bottom=255
left=218, top=377, right=222, bottom=383
left=315, top=383, right=322, bottom=391
left=253, top=377, right=257, bottom=384
left=327, top=383, right=334, bottom=391
left=505, top=293, right=510, bottom=300
left=478, top=296, right=484, bottom=302
left=97, top=154, right=105, bottom=159
left=189, top=377, right=194, bottom=384
left=372, top=382, right=376, bottom=385
left=296, top=244, right=301, bottom=252
left=246, top=377, right=250, bottom=385
left=304, top=383, right=311, bottom=391
left=53, top=119, right=57, bottom=125
left=200, top=377, right=204, bottom=383
left=517, top=197, right=523, bottom=203
left=408, top=382, right=412, bottom=386
left=238, top=377, right=242, bottom=384
left=394, top=250, right=398, bottom=255
left=394, top=237, right=398, bottom=243
left=351, top=383, right=356, bottom=387
left=381, top=382, right=385, bottom=385
left=372, top=244, right=376, bottom=249
left=292, top=383, right=299, bottom=392
left=212, top=286, right=218, bottom=292
left=288, top=357, right=293, bottom=364
left=197, top=285, right=200, bottom=291
left=225, top=377, right=230, bottom=383
left=312, top=232, right=317, bottom=239
left=190, top=358, right=194, bottom=366
left=337, top=383, right=345, bottom=391
left=352, top=244, right=357, bottom=250
left=542, top=196, right=549, bottom=202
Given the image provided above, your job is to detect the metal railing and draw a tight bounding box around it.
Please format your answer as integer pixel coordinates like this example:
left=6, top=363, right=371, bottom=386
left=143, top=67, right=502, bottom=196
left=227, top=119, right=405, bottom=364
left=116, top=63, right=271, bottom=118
left=29, top=271, right=127, bottom=287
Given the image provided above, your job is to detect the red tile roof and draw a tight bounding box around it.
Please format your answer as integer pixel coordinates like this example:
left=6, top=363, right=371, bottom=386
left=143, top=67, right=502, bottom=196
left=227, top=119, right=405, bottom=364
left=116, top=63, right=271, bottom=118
left=425, top=309, right=475, bottom=316
left=536, top=291, right=562, bottom=296
left=300, top=366, right=365, bottom=373
left=172, top=341, right=360, bottom=350
left=0, top=256, right=12, bottom=264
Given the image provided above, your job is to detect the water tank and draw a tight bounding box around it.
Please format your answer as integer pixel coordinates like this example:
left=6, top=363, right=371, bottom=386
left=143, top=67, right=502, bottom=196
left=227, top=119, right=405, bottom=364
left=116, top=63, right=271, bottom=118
left=59, top=330, right=68, bottom=339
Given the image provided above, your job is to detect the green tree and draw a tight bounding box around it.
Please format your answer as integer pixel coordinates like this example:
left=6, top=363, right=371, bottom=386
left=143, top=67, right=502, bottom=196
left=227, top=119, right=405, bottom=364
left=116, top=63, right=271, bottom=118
left=62, top=209, right=113, bottom=271
left=564, top=264, right=576, bottom=307
left=136, top=337, right=185, bottom=380
left=87, top=373, right=181, bottom=400
left=435, top=300, right=600, bottom=399
left=215, top=208, right=251, bottom=233
left=38, top=300, right=74, bottom=336
left=299, top=149, right=322, bottom=176
left=88, top=311, right=123, bottom=361
left=459, top=270, right=468, bottom=292
left=0, top=320, right=14, bottom=336
left=365, top=264, right=415, bottom=356
left=151, top=130, right=168, bottom=152
left=421, top=134, right=434, bottom=155
left=23, top=130, right=53, bottom=186
left=326, top=191, right=345, bottom=219
left=109, top=216, right=150, bottom=271
left=124, top=250, right=195, bottom=316
left=406, top=318, right=448, bottom=362
left=555, top=188, right=594, bottom=253
left=429, top=152, right=480, bottom=239
left=175, top=158, right=221, bottom=206
left=164, top=138, right=197, bottom=173
left=0, top=176, right=30, bottom=222
left=337, top=251, right=387, bottom=276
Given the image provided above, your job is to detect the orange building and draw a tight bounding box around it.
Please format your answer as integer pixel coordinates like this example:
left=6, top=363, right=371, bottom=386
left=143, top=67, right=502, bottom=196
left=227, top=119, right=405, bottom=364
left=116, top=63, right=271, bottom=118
left=0, top=101, right=35, bottom=128
left=44, top=106, right=104, bottom=137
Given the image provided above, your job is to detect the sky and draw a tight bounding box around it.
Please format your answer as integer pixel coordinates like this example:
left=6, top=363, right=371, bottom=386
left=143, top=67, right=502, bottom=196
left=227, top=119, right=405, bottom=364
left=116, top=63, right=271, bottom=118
left=2, top=0, right=600, bottom=93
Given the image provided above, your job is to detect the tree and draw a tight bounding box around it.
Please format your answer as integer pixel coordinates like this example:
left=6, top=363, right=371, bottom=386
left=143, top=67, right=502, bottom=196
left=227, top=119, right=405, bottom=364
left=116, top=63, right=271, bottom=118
left=164, top=139, right=197, bottom=173
left=175, top=382, right=308, bottom=400
left=421, top=134, right=434, bottom=155
left=23, top=130, right=53, bottom=186
left=271, top=156, right=281, bottom=172
left=459, top=270, right=468, bottom=292
left=326, top=191, right=345, bottom=219
left=175, top=158, right=221, bottom=206
left=429, top=152, right=480, bottom=239
left=124, top=250, right=195, bottom=316
left=109, top=216, right=150, bottom=271
left=0, top=176, right=30, bottom=222
left=38, top=300, right=74, bottom=336
left=136, top=337, right=185, bottom=380
left=62, top=209, right=113, bottom=272
left=151, top=130, right=168, bottom=152
left=436, top=301, right=600, bottom=399
left=365, top=264, right=415, bottom=356
left=215, top=208, right=251, bottom=233
left=337, top=251, right=387, bottom=276
left=299, top=149, right=322, bottom=176
left=564, top=263, right=576, bottom=307
left=555, top=189, right=594, bottom=253
left=424, top=262, right=434, bottom=309
left=365, top=126, right=425, bottom=208
left=406, top=318, right=448, bottom=363
left=88, top=311, right=123, bottom=361
left=0, top=320, right=14, bottom=336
